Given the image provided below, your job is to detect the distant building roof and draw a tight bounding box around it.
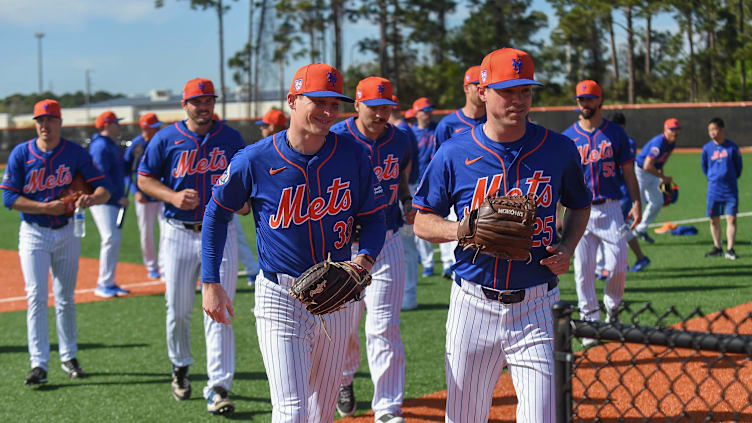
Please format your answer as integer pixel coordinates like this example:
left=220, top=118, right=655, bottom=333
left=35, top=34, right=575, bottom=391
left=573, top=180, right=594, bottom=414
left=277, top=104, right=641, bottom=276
left=88, top=89, right=284, bottom=108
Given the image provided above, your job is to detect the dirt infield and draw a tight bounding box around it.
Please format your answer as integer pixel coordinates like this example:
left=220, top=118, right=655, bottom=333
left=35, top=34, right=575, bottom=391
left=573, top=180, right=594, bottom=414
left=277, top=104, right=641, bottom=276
left=0, top=249, right=163, bottom=313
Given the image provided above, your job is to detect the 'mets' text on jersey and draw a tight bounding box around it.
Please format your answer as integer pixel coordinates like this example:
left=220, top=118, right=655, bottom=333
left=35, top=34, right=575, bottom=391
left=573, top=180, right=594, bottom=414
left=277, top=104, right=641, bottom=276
left=331, top=117, right=411, bottom=232
left=413, top=123, right=591, bottom=290
left=562, top=120, right=635, bottom=202
left=1, top=139, right=108, bottom=227
left=207, top=131, right=387, bottom=278
left=137, top=120, right=245, bottom=221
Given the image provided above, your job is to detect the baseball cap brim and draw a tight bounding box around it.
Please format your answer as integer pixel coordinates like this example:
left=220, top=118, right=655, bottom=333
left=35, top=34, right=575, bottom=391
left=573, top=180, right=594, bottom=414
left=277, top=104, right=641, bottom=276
left=146, top=121, right=163, bottom=128
left=302, top=91, right=354, bottom=103
left=33, top=113, right=60, bottom=119
left=575, top=94, right=599, bottom=99
left=487, top=79, right=543, bottom=89
left=361, top=98, right=398, bottom=106
left=254, top=120, right=267, bottom=125
left=419, top=107, right=434, bottom=113
left=184, top=94, right=218, bottom=101
left=666, top=125, right=681, bottom=129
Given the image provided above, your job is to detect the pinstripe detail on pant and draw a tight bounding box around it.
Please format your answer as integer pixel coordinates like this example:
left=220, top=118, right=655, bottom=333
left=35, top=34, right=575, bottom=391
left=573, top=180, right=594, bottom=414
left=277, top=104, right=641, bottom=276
left=90, top=204, right=122, bottom=288
left=399, top=225, right=419, bottom=309
left=134, top=200, right=161, bottom=272
left=634, top=166, right=663, bottom=234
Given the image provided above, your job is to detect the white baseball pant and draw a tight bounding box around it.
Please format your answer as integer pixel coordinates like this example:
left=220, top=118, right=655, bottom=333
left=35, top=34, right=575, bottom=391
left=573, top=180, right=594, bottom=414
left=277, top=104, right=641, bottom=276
left=439, top=208, right=458, bottom=274
left=343, top=230, right=406, bottom=419
left=162, top=220, right=238, bottom=397
left=400, top=224, right=419, bottom=309
left=574, top=200, right=628, bottom=322
left=234, top=216, right=259, bottom=278
left=633, top=166, right=663, bottom=235
left=445, top=279, right=558, bottom=423
left=19, top=221, right=80, bottom=370
left=90, top=204, right=122, bottom=288
left=255, top=270, right=352, bottom=422
left=134, top=200, right=161, bottom=273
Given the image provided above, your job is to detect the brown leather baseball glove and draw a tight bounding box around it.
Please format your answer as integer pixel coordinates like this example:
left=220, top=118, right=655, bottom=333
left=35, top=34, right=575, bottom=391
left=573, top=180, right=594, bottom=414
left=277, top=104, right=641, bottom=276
left=457, top=193, right=537, bottom=262
left=58, top=173, right=94, bottom=216
left=289, top=256, right=372, bottom=315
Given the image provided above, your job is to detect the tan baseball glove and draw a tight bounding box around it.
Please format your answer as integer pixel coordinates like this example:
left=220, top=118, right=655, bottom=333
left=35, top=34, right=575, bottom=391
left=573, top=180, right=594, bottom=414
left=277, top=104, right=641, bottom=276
left=289, top=256, right=372, bottom=315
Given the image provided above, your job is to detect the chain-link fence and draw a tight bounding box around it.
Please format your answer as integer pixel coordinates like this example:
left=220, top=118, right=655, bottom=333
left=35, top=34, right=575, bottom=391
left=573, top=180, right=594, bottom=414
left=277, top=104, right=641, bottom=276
left=553, top=301, right=752, bottom=422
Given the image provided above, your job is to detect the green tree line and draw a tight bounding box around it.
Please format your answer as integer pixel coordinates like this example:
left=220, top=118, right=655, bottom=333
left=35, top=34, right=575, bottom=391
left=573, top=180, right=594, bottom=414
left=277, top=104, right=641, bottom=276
left=0, top=91, right=125, bottom=115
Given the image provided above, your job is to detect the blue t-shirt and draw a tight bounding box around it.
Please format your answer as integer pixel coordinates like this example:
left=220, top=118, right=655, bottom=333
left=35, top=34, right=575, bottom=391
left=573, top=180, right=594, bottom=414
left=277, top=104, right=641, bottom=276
left=89, top=133, right=126, bottom=206
left=636, top=134, right=675, bottom=170
left=2, top=138, right=108, bottom=227
left=413, top=122, right=591, bottom=290
left=123, top=135, right=156, bottom=202
left=411, top=121, right=438, bottom=185
left=396, top=121, right=420, bottom=184
left=701, top=139, right=743, bottom=200
left=434, top=109, right=486, bottom=152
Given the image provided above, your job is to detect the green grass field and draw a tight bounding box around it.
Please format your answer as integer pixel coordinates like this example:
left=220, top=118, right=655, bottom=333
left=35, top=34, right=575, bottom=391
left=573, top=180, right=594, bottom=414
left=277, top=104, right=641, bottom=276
left=0, top=153, right=750, bottom=421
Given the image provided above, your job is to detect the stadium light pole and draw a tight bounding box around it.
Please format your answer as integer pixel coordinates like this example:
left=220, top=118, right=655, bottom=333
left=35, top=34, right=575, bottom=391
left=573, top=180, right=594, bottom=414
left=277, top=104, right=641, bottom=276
left=35, top=32, right=44, bottom=94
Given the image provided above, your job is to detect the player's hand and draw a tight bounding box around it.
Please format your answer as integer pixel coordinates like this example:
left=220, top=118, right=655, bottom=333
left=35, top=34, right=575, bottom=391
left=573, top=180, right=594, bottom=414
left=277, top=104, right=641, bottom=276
left=118, top=196, right=130, bottom=208
left=402, top=199, right=416, bottom=225
left=75, top=194, right=96, bottom=209
left=134, top=191, right=148, bottom=204
left=661, top=175, right=673, bottom=185
left=45, top=199, right=68, bottom=216
left=235, top=201, right=251, bottom=216
left=627, top=201, right=642, bottom=229
left=404, top=209, right=417, bottom=225
left=352, top=254, right=374, bottom=273
left=202, top=282, right=234, bottom=324
left=540, top=243, right=573, bottom=275
left=172, top=189, right=199, bottom=210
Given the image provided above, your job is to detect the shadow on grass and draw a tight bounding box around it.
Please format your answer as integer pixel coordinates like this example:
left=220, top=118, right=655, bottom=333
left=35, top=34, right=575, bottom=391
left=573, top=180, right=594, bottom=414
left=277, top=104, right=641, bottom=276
left=399, top=395, right=517, bottom=422
left=625, top=284, right=744, bottom=293
left=400, top=303, right=450, bottom=312
left=641, top=264, right=752, bottom=272
left=0, top=342, right=149, bottom=354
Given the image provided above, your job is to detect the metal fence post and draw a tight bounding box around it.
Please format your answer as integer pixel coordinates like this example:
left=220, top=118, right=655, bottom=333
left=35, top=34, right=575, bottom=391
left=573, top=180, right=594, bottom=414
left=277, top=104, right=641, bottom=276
left=553, top=300, right=574, bottom=423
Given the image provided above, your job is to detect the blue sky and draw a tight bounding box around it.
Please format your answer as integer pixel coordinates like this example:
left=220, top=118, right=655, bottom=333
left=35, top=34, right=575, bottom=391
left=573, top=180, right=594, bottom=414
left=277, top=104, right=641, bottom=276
left=0, top=0, right=672, bottom=99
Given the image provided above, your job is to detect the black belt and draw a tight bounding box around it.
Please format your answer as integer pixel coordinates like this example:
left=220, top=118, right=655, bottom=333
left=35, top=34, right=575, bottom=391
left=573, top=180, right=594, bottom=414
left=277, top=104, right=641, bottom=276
left=262, top=271, right=278, bottom=284
left=591, top=199, right=607, bottom=205
left=173, top=221, right=202, bottom=232
left=50, top=220, right=70, bottom=230
left=480, top=278, right=558, bottom=304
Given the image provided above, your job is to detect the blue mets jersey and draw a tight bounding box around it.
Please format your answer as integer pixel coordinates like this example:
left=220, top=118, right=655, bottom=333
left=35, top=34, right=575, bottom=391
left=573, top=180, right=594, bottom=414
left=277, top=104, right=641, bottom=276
left=701, top=139, right=743, bottom=200
left=562, top=119, right=634, bottom=202
left=618, top=136, right=637, bottom=200
left=396, top=122, right=419, bottom=184
left=123, top=135, right=156, bottom=202
left=636, top=134, right=675, bottom=170
left=411, top=122, right=438, bottom=184
left=413, top=123, right=591, bottom=290
left=89, top=133, right=126, bottom=206
left=201, top=131, right=387, bottom=282
left=331, top=117, right=411, bottom=232
left=2, top=138, right=108, bottom=227
left=434, top=109, right=486, bottom=151
left=137, top=120, right=245, bottom=222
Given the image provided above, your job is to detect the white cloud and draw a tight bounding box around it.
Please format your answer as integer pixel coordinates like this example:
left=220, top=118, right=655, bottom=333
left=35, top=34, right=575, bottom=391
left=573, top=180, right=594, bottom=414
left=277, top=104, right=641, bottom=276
left=0, top=0, right=158, bottom=27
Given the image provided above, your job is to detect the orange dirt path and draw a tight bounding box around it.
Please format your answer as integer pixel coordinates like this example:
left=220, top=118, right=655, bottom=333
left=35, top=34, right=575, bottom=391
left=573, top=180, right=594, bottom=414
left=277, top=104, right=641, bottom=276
left=0, top=249, right=164, bottom=313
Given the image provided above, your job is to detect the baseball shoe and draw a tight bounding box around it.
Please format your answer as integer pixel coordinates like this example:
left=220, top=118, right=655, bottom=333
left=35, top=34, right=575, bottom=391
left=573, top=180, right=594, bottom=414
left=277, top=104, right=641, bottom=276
left=61, top=358, right=87, bottom=379
left=596, top=269, right=609, bottom=280
left=94, top=286, right=118, bottom=298
left=148, top=269, right=160, bottom=279
left=207, top=386, right=235, bottom=415
left=725, top=249, right=738, bottom=260
left=247, top=274, right=256, bottom=286
left=376, top=413, right=405, bottom=423
left=112, top=284, right=130, bottom=295
left=171, top=366, right=191, bottom=401
left=421, top=267, right=434, bottom=277
left=606, top=310, right=620, bottom=325
left=582, top=338, right=599, bottom=349
left=442, top=269, right=453, bottom=280
left=705, top=247, right=724, bottom=258
left=336, top=383, right=356, bottom=417
left=632, top=230, right=654, bottom=244
left=24, top=367, right=48, bottom=387
left=629, top=256, right=651, bottom=272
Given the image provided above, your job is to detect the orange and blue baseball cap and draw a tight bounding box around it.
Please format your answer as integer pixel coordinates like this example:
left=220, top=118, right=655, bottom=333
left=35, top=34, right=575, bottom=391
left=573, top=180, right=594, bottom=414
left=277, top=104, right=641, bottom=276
left=664, top=118, right=681, bottom=130
left=183, top=78, right=217, bottom=101
left=391, top=95, right=401, bottom=110
left=139, top=112, right=163, bottom=129
left=95, top=110, right=123, bottom=129
left=575, top=80, right=602, bottom=99
left=355, top=77, right=397, bottom=106
left=33, top=99, right=61, bottom=119
left=405, top=108, right=416, bottom=119
left=289, top=64, right=353, bottom=102
left=479, top=48, right=543, bottom=89
left=412, top=97, right=433, bottom=113
left=464, top=65, right=481, bottom=86
left=255, top=109, right=287, bottom=127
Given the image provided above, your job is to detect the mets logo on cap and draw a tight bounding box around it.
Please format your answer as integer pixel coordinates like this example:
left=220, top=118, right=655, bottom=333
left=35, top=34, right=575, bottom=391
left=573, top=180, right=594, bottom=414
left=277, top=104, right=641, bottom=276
left=182, top=77, right=217, bottom=101
left=355, top=77, right=397, bottom=106
left=294, top=78, right=303, bottom=91
left=479, top=48, right=543, bottom=89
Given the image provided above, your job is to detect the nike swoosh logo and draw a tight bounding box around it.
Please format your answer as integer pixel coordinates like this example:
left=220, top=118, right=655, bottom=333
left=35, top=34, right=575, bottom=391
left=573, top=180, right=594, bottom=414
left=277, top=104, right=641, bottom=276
left=464, top=156, right=483, bottom=166
left=455, top=128, right=465, bottom=133
left=174, top=139, right=185, bottom=145
left=269, top=166, right=286, bottom=175
left=26, top=159, right=35, bottom=164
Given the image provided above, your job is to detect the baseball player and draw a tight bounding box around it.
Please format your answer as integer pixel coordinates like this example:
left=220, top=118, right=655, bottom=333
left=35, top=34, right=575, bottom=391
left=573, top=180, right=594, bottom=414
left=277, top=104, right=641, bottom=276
left=388, top=96, right=421, bottom=310
left=432, top=65, right=489, bottom=280
left=409, top=97, right=443, bottom=277
left=256, top=108, right=288, bottom=137
left=137, top=78, right=245, bottom=414
left=123, top=112, right=164, bottom=279
left=89, top=110, right=130, bottom=298
left=199, top=63, right=387, bottom=422
left=2, top=99, right=111, bottom=386
left=631, top=118, right=680, bottom=243
left=330, top=77, right=413, bottom=422
left=412, top=48, right=591, bottom=423
left=562, top=81, right=641, bottom=335
left=702, top=117, right=743, bottom=259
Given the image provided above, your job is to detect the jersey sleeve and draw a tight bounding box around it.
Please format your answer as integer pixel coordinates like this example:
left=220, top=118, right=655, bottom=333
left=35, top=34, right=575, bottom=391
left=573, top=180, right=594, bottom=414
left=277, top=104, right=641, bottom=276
left=559, top=140, right=592, bottom=209
left=433, top=119, right=452, bottom=151
left=210, top=148, right=253, bottom=213
left=412, top=146, right=452, bottom=217
left=354, top=146, right=387, bottom=261
left=1, top=147, right=25, bottom=209
left=88, top=140, right=111, bottom=175
left=122, top=141, right=138, bottom=195
left=137, top=133, right=167, bottom=178
left=701, top=144, right=710, bottom=176
left=76, top=147, right=109, bottom=190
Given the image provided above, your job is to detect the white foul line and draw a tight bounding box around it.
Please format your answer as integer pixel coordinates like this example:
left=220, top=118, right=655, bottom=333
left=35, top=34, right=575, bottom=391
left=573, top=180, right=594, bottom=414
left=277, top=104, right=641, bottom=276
left=0, top=279, right=165, bottom=304
left=648, top=211, right=752, bottom=227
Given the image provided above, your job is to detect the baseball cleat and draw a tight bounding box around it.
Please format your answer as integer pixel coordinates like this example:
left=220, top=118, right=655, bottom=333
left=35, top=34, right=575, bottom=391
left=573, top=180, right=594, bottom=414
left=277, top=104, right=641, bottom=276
left=442, top=269, right=453, bottom=280
left=111, top=284, right=130, bottom=295
left=61, top=358, right=87, bottom=379
left=94, top=286, right=118, bottom=298
left=171, top=366, right=191, bottom=401
left=725, top=249, right=738, bottom=260
left=629, top=256, right=651, bottom=272
left=247, top=274, right=256, bottom=286
left=633, top=230, right=654, bottom=244
left=401, top=301, right=418, bottom=311
left=376, top=413, right=405, bottom=423
left=705, top=247, right=724, bottom=258
left=421, top=267, right=434, bottom=278
left=596, top=269, right=609, bottom=280
left=148, top=269, right=161, bottom=279
left=24, top=367, right=48, bottom=387
left=207, top=386, right=235, bottom=415
left=336, top=383, right=356, bottom=417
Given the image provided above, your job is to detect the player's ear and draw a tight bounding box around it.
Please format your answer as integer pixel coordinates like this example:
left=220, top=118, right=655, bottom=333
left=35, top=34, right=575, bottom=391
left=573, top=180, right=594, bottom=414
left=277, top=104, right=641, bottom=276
left=287, top=93, right=298, bottom=111
left=478, top=85, right=488, bottom=103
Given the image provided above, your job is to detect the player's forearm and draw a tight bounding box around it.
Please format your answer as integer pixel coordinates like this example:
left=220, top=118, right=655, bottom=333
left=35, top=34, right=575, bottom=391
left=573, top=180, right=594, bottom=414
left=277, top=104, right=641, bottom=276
left=398, top=167, right=412, bottom=203
left=138, top=175, right=176, bottom=204
left=200, top=201, right=231, bottom=283
left=559, top=206, right=590, bottom=252
left=642, top=159, right=664, bottom=179
left=9, top=196, right=55, bottom=214
left=356, top=212, right=387, bottom=263
left=90, top=187, right=111, bottom=205
left=414, top=210, right=458, bottom=243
